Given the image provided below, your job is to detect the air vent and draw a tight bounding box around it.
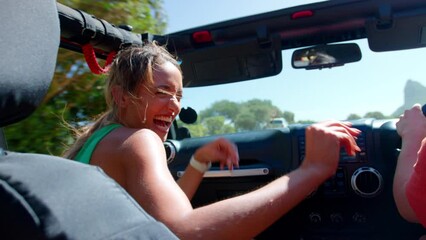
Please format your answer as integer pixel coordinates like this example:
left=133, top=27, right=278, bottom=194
left=351, top=167, right=383, bottom=198
left=164, top=141, right=176, bottom=164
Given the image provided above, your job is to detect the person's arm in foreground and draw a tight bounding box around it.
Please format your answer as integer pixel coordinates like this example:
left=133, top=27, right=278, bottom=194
left=120, top=120, right=360, bottom=240
left=406, top=138, right=426, bottom=227
left=394, top=103, right=426, bottom=224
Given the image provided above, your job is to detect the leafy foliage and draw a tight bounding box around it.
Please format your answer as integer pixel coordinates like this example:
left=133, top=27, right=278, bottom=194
left=363, top=111, right=387, bottom=119
left=346, top=111, right=389, bottom=120
left=181, top=99, right=295, bottom=137
left=347, top=113, right=362, bottom=120
left=180, top=99, right=393, bottom=138
left=4, top=0, right=166, bottom=155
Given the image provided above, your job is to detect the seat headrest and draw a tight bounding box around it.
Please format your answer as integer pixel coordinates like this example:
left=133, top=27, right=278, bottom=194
left=0, top=0, right=59, bottom=127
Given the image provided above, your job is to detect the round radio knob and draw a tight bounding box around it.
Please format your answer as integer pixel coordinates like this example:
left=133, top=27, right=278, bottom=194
left=351, top=167, right=383, bottom=198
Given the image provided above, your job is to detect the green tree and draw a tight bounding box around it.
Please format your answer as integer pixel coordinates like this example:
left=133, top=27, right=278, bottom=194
left=234, top=111, right=257, bottom=132
left=196, top=99, right=288, bottom=134
left=364, top=111, right=387, bottom=119
left=178, top=119, right=207, bottom=138
left=203, top=116, right=235, bottom=136
left=198, top=99, right=288, bottom=131
left=183, top=124, right=207, bottom=138
left=199, top=100, right=240, bottom=122
left=297, top=120, right=316, bottom=124
left=347, top=113, right=362, bottom=120
left=4, top=0, right=167, bottom=155
left=282, top=111, right=295, bottom=124
left=237, top=99, right=282, bottom=131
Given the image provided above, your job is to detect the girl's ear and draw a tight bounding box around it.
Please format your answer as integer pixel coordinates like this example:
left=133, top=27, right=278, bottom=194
left=111, top=86, right=130, bottom=107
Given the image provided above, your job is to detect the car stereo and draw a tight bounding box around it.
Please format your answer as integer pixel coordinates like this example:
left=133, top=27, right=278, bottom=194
left=294, top=124, right=384, bottom=199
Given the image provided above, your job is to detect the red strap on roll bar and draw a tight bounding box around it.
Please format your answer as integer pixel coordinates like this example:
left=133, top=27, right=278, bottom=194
left=82, top=44, right=116, bottom=74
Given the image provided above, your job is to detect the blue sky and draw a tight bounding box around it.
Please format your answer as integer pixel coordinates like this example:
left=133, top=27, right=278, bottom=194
left=163, top=0, right=426, bottom=121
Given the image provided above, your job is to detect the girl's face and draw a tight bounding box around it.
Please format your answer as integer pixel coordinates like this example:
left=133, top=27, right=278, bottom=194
left=125, top=61, right=183, bottom=141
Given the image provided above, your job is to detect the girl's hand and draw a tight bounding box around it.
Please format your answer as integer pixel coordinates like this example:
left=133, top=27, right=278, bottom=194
left=302, top=120, right=361, bottom=178
left=396, top=104, right=426, bottom=142
left=194, top=138, right=239, bottom=171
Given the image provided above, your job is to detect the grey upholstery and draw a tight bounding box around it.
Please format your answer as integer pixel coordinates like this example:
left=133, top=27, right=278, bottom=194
left=0, top=1, right=177, bottom=239
left=0, top=153, right=178, bottom=239
left=0, top=1, right=57, bottom=127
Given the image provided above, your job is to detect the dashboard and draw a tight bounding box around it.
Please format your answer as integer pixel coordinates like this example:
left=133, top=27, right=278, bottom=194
left=166, top=119, right=425, bottom=239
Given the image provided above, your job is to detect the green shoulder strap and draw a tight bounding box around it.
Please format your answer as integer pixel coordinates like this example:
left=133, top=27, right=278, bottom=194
left=74, top=124, right=121, bottom=164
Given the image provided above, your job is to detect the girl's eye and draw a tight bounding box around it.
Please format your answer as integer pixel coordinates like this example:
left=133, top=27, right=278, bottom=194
left=156, top=91, right=169, bottom=97
left=155, top=88, right=183, bottom=101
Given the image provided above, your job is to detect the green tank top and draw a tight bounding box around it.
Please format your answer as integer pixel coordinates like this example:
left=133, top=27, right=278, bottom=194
left=74, top=123, right=122, bottom=164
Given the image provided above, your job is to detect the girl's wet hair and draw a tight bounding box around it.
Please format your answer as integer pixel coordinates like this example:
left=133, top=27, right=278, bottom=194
left=63, top=42, right=181, bottom=159
left=106, top=42, right=181, bottom=106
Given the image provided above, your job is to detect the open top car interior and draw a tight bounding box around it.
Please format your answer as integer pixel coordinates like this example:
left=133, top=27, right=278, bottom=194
left=2, top=0, right=426, bottom=239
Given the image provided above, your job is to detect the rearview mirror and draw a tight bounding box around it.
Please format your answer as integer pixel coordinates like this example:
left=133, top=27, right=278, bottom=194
left=292, top=43, right=362, bottom=70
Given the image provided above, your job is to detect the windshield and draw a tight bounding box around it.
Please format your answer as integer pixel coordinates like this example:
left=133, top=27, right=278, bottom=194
left=177, top=40, right=426, bottom=135
left=164, top=1, right=426, bottom=137
left=180, top=40, right=426, bottom=121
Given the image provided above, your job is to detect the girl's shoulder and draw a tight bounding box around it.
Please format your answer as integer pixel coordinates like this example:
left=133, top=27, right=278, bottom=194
left=106, top=127, right=164, bottom=154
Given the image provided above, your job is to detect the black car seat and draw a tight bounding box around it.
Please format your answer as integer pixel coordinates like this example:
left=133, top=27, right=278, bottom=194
left=0, top=1, right=177, bottom=239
